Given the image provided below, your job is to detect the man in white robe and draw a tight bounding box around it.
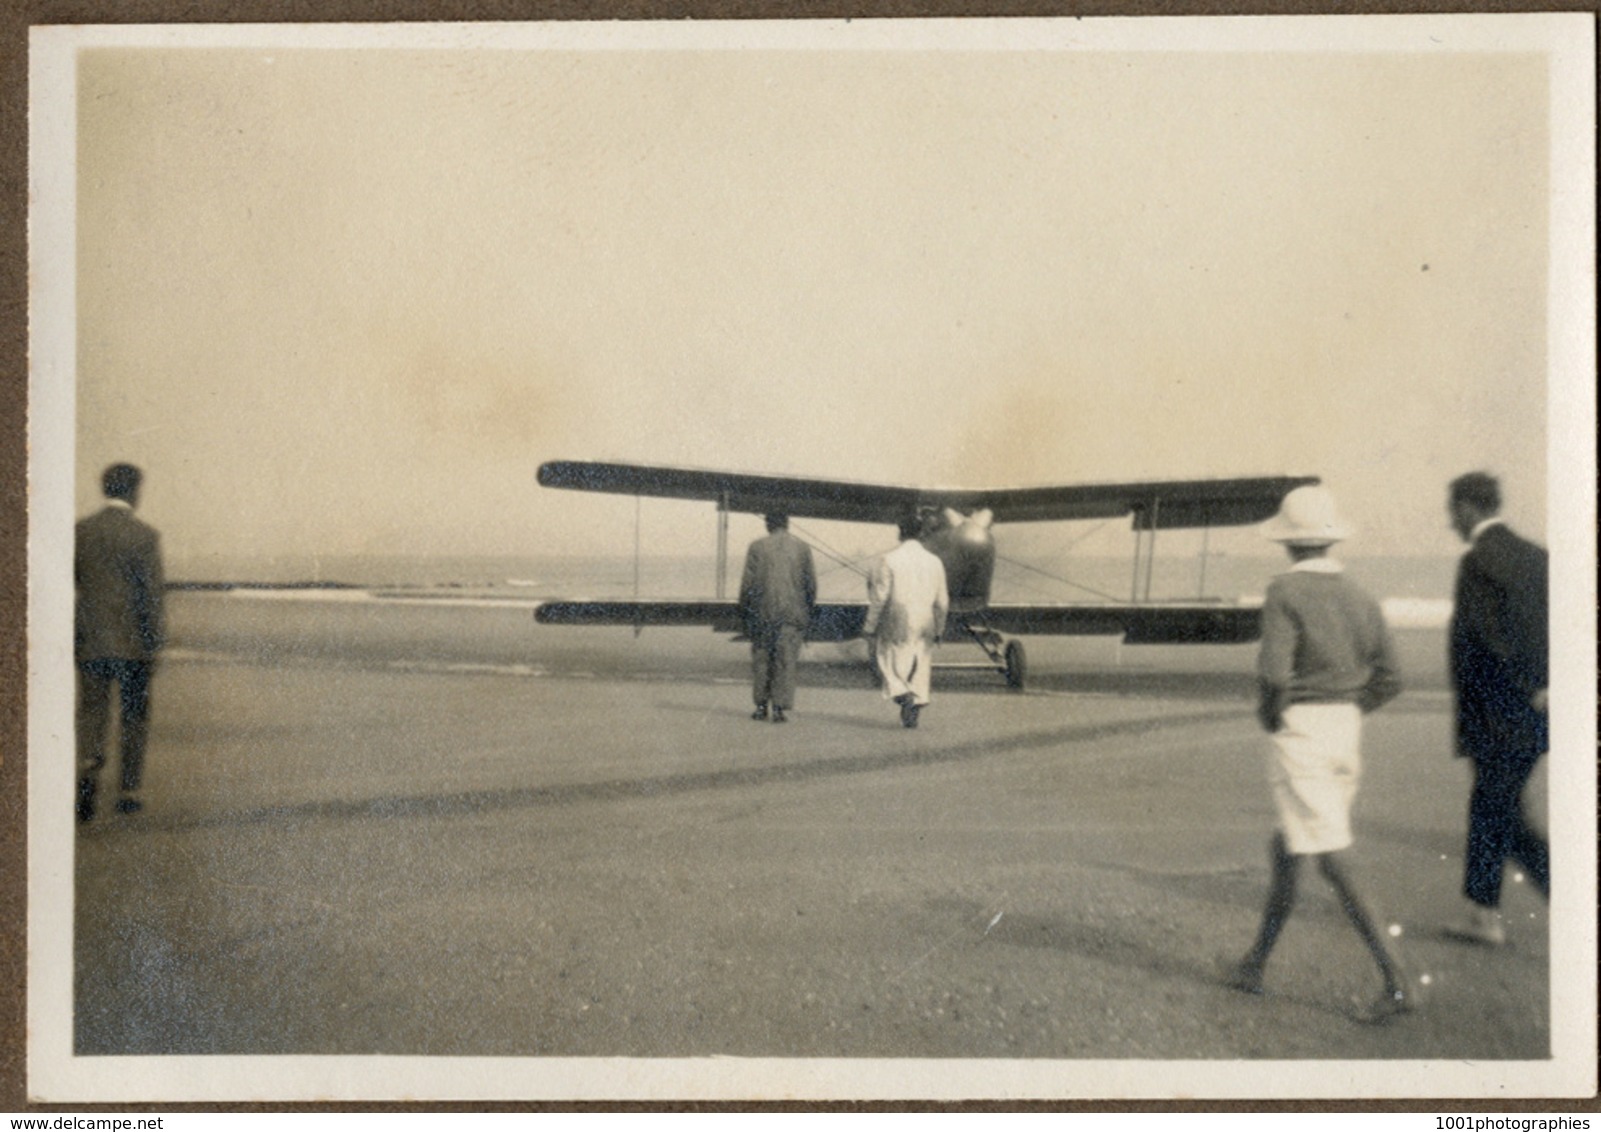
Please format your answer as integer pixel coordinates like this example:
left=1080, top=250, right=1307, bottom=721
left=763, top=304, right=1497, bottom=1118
left=863, top=515, right=949, bottom=728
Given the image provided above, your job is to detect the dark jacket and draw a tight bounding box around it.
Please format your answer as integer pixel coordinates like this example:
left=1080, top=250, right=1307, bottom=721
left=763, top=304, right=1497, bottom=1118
left=75, top=504, right=166, bottom=661
left=1450, top=523, right=1548, bottom=760
left=737, top=530, right=817, bottom=634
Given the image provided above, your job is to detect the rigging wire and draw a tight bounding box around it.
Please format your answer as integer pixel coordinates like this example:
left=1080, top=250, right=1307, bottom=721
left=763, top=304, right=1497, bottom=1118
left=992, top=554, right=1123, bottom=603
left=993, top=518, right=1125, bottom=602
left=790, top=520, right=875, bottom=578
left=734, top=512, right=1161, bottom=604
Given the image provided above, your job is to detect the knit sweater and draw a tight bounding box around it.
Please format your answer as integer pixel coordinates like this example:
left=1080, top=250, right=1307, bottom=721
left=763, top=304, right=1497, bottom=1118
left=1256, top=559, right=1402, bottom=730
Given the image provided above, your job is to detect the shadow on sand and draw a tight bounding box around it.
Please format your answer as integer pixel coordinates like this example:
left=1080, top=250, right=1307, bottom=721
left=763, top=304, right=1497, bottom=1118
left=926, top=893, right=1368, bottom=1027
left=93, top=705, right=1249, bottom=839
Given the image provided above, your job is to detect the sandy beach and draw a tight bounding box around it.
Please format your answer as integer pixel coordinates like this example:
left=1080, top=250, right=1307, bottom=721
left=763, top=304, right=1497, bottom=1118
left=56, top=591, right=1558, bottom=1098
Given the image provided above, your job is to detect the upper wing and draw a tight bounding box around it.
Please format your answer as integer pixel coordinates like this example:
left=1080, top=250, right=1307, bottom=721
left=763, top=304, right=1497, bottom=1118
left=535, top=599, right=1261, bottom=644
left=538, top=460, right=1316, bottom=529
left=538, top=461, right=923, bottom=525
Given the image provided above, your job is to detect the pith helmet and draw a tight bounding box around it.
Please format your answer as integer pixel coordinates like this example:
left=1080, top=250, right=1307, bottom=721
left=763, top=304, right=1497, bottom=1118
left=1261, top=485, right=1353, bottom=546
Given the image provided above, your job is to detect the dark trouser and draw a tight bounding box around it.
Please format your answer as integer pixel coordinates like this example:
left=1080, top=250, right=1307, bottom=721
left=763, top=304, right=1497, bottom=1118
left=77, top=658, right=153, bottom=813
left=1464, top=751, right=1549, bottom=907
left=750, top=623, right=804, bottom=711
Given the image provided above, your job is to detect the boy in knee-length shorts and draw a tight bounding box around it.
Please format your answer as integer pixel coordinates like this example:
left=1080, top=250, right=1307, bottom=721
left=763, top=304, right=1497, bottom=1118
left=1225, top=485, right=1420, bottom=1022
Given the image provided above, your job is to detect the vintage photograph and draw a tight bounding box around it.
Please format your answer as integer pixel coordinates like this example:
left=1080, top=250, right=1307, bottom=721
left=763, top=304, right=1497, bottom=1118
left=26, top=15, right=1596, bottom=1102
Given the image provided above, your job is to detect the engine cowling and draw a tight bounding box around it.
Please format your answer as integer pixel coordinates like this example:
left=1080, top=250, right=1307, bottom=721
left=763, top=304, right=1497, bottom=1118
left=921, top=508, right=996, bottom=614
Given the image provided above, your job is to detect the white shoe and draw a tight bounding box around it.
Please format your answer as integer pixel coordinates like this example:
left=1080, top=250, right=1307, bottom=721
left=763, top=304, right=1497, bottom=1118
left=1444, top=903, right=1506, bottom=946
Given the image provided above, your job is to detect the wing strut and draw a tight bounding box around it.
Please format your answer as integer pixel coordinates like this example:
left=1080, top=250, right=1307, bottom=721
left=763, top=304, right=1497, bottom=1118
left=1145, top=497, right=1160, bottom=600
left=633, top=496, right=644, bottom=636
left=715, top=495, right=730, bottom=599
left=1131, top=496, right=1162, bottom=602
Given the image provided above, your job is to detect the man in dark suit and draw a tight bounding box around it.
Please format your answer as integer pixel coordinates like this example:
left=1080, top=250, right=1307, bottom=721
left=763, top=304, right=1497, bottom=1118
left=1444, top=472, right=1549, bottom=945
left=76, top=463, right=166, bottom=822
left=737, top=514, right=816, bottom=724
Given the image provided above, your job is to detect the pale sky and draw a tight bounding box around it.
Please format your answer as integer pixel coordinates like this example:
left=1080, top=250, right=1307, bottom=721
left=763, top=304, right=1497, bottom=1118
left=60, top=20, right=1571, bottom=569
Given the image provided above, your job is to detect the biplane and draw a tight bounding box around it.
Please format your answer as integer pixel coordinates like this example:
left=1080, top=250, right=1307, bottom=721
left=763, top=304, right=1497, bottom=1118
left=533, top=460, right=1317, bottom=689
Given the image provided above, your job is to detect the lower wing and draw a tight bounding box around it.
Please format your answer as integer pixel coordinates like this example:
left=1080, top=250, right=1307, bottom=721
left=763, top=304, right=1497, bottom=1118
left=533, top=600, right=867, bottom=641
left=975, top=602, right=1263, bottom=644
left=534, top=600, right=1263, bottom=645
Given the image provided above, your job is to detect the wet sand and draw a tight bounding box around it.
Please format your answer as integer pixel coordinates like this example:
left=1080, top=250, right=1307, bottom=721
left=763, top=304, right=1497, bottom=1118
left=63, top=594, right=1556, bottom=1095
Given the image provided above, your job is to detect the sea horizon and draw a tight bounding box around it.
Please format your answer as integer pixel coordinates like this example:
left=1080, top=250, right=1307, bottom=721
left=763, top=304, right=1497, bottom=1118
left=162, top=550, right=1461, bottom=624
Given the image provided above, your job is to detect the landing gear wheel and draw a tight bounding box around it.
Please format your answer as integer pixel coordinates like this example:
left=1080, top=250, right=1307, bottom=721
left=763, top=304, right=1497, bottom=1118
left=1003, top=640, right=1027, bottom=691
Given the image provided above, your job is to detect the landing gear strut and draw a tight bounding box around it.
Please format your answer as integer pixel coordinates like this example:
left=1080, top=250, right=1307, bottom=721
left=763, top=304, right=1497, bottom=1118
left=959, top=623, right=1028, bottom=691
